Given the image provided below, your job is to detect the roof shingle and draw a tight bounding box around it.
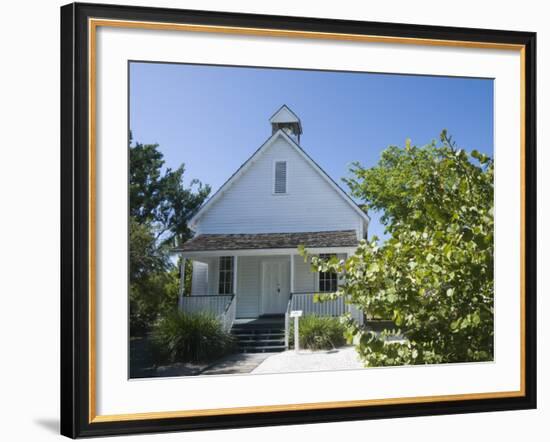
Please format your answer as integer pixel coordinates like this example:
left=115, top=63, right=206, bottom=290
left=173, top=230, right=358, bottom=252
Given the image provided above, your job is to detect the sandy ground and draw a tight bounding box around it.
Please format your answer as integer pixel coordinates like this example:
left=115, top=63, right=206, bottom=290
left=251, top=346, right=364, bottom=374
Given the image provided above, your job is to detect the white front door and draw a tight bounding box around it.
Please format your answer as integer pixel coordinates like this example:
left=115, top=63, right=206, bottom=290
left=261, top=259, right=290, bottom=315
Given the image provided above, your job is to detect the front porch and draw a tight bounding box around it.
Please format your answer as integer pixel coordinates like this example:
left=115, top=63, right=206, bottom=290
left=172, top=230, right=364, bottom=351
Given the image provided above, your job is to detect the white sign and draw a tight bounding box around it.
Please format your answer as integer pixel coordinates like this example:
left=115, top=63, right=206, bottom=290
left=290, top=310, right=303, bottom=318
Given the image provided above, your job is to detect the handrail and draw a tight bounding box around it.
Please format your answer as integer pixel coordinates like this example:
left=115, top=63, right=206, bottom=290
left=289, top=291, right=320, bottom=295
left=223, top=294, right=236, bottom=314
left=284, top=293, right=294, bottom=349
left=220, top=294, right=237, bottom=333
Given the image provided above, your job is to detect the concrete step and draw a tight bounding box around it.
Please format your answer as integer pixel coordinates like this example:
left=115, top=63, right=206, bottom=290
left=231, top=325, right=285, bottom=331
left=231, top=319, right=286, bottom=354
left=231, top=331, right=285, bottom=339
left=238, top=339, right=284, bottom=346
left=236, top=335, right=284, bottom=343
left=238, top=345, right=286, bottom=353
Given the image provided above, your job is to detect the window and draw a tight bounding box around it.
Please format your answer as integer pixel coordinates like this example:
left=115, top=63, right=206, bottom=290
left=274, top=161, right=287, bottom=194
left=318, top=254, right=338, bottom=292
left=218, top=256, right=234, bottom=294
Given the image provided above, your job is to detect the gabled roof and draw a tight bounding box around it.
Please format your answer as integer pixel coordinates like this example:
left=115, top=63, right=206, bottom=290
left=173, top=230, right=358, bottom=252
left=188, top=129, right=369, bottom=229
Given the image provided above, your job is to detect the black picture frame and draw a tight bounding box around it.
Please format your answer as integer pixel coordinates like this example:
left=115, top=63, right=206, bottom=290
left=61, top=2, right=537, bottom=438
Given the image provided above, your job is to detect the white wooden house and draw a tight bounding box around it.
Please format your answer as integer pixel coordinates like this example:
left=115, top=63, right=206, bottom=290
left=172, top=105, right=368, bottom=352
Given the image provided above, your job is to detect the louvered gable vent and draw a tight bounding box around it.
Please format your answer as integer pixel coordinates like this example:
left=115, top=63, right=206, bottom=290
left=274, top=161, right=287, bottom=194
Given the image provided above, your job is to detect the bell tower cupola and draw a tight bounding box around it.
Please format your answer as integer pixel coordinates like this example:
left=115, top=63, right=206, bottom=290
left=269, top=104, right=302, bottom=144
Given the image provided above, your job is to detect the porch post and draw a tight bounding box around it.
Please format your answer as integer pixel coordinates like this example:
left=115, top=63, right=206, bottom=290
left=286, top=254, right=295, bottom=350
left=290, top=254, right=295, bottom=293
left=232, top=256, right=238, bottom=295
left=178, top=256, right=187, bottom=311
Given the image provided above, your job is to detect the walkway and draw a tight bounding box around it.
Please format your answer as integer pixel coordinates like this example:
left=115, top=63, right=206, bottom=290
left=251, top=346, right=364, bottom=374
left=200, top=352, right=272, bottom=375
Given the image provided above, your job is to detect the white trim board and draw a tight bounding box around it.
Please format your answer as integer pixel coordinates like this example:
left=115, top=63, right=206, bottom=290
left=177, top=246, right=358, bottom=258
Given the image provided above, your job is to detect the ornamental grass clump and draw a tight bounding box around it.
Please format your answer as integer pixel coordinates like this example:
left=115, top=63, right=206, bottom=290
left=152, top=311, right=236, bottom=363
left=290, top=315, right=347, bottom=350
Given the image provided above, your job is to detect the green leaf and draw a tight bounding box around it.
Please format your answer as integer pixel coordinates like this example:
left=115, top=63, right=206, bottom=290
left=368, top=262, right=380, bottom=273
left=303, top=132, right=494, bottom=366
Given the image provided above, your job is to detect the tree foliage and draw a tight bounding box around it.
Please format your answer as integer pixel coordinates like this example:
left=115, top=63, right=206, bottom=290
left=303, top=132, right=494, bottom=366
left=130, top=138, right=210, bottom=245
left=129, top=137, right=210, bottom=335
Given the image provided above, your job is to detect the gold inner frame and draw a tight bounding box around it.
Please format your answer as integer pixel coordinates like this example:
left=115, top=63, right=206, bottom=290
left=88, top=18, right=527, bottom=424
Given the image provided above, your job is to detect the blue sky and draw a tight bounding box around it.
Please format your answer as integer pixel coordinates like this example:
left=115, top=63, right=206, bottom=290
left=130, top=62, right=493, bottom=240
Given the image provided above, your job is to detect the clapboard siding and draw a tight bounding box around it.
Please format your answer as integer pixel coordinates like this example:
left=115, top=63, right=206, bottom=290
left=294, top=255, right=316, bottom=293
left=190, top=261, right=208, bottom=296
left=207, top=257, right=218, bottom=295
left=195, top=135, right=364, bottom=235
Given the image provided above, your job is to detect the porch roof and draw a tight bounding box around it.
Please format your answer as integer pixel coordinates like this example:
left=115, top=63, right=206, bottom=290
left=173, top=230, right=358, bottom=253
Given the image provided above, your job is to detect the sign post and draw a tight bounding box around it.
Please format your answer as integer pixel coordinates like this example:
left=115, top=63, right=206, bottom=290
left=290, top=310, right=303, bottom=352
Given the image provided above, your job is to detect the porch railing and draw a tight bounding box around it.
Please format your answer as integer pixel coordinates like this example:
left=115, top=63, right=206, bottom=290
left=284, top=292, right=364, bottom=349
left=220, top=295, right=237, bottom=333
left=179, top=294, right=236, bottom=332
left=291, top=292, right=347, bottom=316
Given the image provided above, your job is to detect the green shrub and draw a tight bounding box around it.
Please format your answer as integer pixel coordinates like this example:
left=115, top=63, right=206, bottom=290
left=152, top=311, right=236, bottom=363
left=289, top=315, right=347, bottom=350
